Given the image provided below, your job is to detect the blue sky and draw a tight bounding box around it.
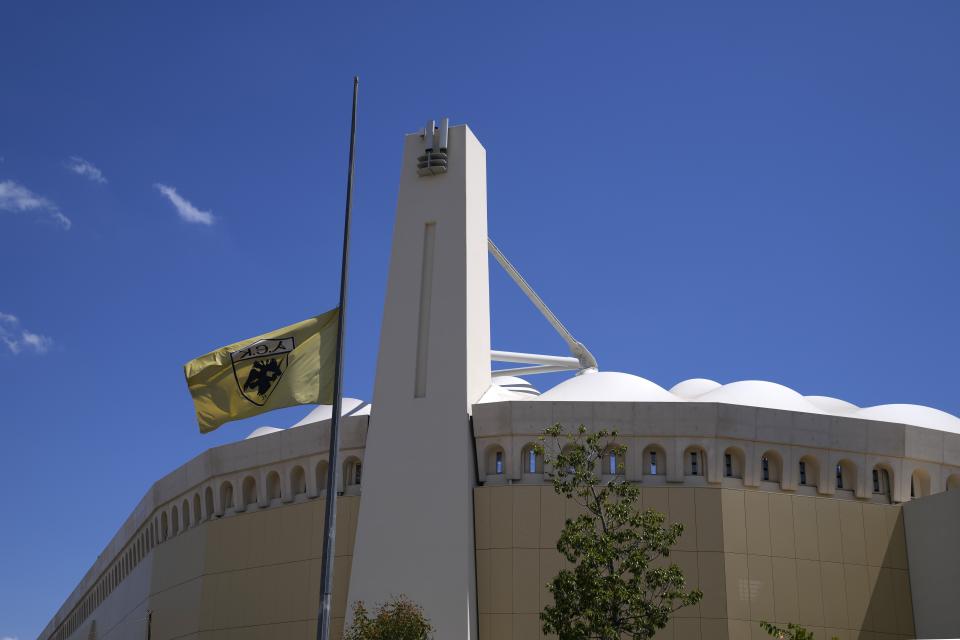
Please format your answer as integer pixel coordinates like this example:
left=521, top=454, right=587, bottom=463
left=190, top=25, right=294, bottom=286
left=1, top=2, right=958, bottom=637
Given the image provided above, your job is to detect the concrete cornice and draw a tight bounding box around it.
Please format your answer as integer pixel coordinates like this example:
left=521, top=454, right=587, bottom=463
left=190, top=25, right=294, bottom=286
left=473, top=401, right=960, bottom=465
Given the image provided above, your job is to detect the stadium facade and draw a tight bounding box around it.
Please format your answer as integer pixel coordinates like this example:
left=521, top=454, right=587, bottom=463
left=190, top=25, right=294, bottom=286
left=40, top=123, right=960, bottom=640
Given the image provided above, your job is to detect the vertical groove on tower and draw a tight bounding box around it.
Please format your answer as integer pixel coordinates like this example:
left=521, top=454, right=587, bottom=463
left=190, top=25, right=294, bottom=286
left=414, top=222, right=437, bottom=398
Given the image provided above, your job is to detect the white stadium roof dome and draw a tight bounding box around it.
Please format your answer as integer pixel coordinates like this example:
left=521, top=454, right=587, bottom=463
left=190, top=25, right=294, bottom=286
left=669, top=378, right=722, bottom=398
left=246, top=375, right=960, bottom=437
left=855, top=404, right=960, bottom=435
left=805, top=395, right=860, bottom=415
left=246, top=398, right=372, bottom=439
left=493, top=376, right=540, bottom=397
left=536, top=371, right=680, bottom=403
left=694, top=380, right=827, bottom=414
left=291, top=398, right=371, bottom=427
left=526, top=371, right=960, bottom=435
left=478, top=376, right=542, bottom=403
left=245, top=426, right=284, bottom=440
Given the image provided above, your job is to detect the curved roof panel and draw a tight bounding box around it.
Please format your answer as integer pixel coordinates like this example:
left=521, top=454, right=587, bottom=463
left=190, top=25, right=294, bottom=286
left=290, top=398, right=371, bottom=428
left=693, top=380, right=828, bottom=414
left=670, top=378, right=722, bottom=399
left=245, top=426, right=283, bottom=439
left=855, top=404, right=960, bottom=434
left=537, top=371, right=680, bottom=403
left=805, top=395, right=860, bottom=415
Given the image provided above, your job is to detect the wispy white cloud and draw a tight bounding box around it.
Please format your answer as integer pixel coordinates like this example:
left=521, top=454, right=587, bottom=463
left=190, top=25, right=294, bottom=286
left=154, top=183, right=215, bottom=226
left=0, top=180, right=71, bottom=230
left=0, top=312, right=53, bottom=355
left=21, top=331, right=53, bottom=353
left=2, top=635, right=21, bottom=640
left=66, top=156, right=107, bottom=184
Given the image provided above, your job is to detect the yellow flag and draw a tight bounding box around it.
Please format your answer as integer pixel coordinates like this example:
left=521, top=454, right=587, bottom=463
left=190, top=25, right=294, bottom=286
left=184, top=309, right=339, bottom=433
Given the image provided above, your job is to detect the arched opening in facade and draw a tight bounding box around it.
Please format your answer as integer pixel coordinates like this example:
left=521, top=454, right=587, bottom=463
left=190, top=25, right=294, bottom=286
left=911, top=468, right=931, bottom=499
left=558, top=444, right=577, bottom=475
left=798, top=455, right=820, bottom=488
left=344, top=457, right=362, bottom=493
left=836, top=459, right=857, bottom=492
left=723, top=447, right=745, bottom=479
left=181, top=499, right=191, bottom=528
left=684, top=446, right=707, bottom=477
left=290, top=465, right=307, bottom=497
left=947, top=474, right=960, bottom=491
left=642, top=444, right=666, bottom=477
left=193, top=493, right=202, bottom=523
left=759, top=451, right=782, bottom=484
left=205, top=486, right=215, bottom=518
left=872, top=465, right=893, bottom=503
left=485, top=444, right=506, bottom=478
left=521, top=443, right=543, bottom=475
left=242, top=476, right=258, bottom=507
left=602, top=445, right=625, bottom=478
left=315, top=460, right=329, bottom=493
left=266, top=470, right=282, bottom=502
left=170, top=506, right=180, bottom=536
left=220, top=481, right=235, bottom=512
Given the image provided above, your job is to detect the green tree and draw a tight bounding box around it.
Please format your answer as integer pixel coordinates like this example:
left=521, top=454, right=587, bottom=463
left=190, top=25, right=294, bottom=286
left=537, top=424, right=703, bottom=640
left=344, top=595, right=433, bottom=640
left=759, top=621, right=819, bottom=640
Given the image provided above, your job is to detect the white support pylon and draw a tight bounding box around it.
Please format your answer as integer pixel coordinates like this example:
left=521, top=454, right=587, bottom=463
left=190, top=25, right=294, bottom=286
left=346, top=123, right=491, bottom=638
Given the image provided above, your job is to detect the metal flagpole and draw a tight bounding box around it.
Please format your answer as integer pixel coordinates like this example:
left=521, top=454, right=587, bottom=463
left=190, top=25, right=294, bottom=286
left=316, top=75, right=358, bottom=640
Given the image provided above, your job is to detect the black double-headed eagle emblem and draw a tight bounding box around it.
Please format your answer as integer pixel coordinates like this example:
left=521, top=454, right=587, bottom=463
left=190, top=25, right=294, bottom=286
left=230, top=337, right=295, bottom=406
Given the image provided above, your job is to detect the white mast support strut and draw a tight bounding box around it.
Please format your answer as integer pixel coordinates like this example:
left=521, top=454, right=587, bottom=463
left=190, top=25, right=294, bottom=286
left=487, top=238, right=598, bottom=372
left=490, top=350, right=580, bottom=377
left=490, top=350, right=580, bottom=367
left=491, top=364, right=579, bottom=378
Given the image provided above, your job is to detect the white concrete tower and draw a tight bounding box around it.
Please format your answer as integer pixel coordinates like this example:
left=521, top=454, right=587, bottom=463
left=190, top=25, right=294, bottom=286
left=347, top=122, right=490, bottom=637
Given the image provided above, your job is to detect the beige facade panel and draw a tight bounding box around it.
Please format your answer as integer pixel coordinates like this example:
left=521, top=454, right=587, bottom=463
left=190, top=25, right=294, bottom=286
left=51, top=498, right=358, bottom=640
left=903, top=487, right=960, bottom=637
left=475, top=485, right=914, bottom=639
left=39, top=413, right=367, bottom=640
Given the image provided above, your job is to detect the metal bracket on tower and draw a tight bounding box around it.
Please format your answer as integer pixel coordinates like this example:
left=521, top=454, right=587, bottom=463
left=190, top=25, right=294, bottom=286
left=488, top=238, right=598, bottom=377
left=417, top=118, right=449, bottom=176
